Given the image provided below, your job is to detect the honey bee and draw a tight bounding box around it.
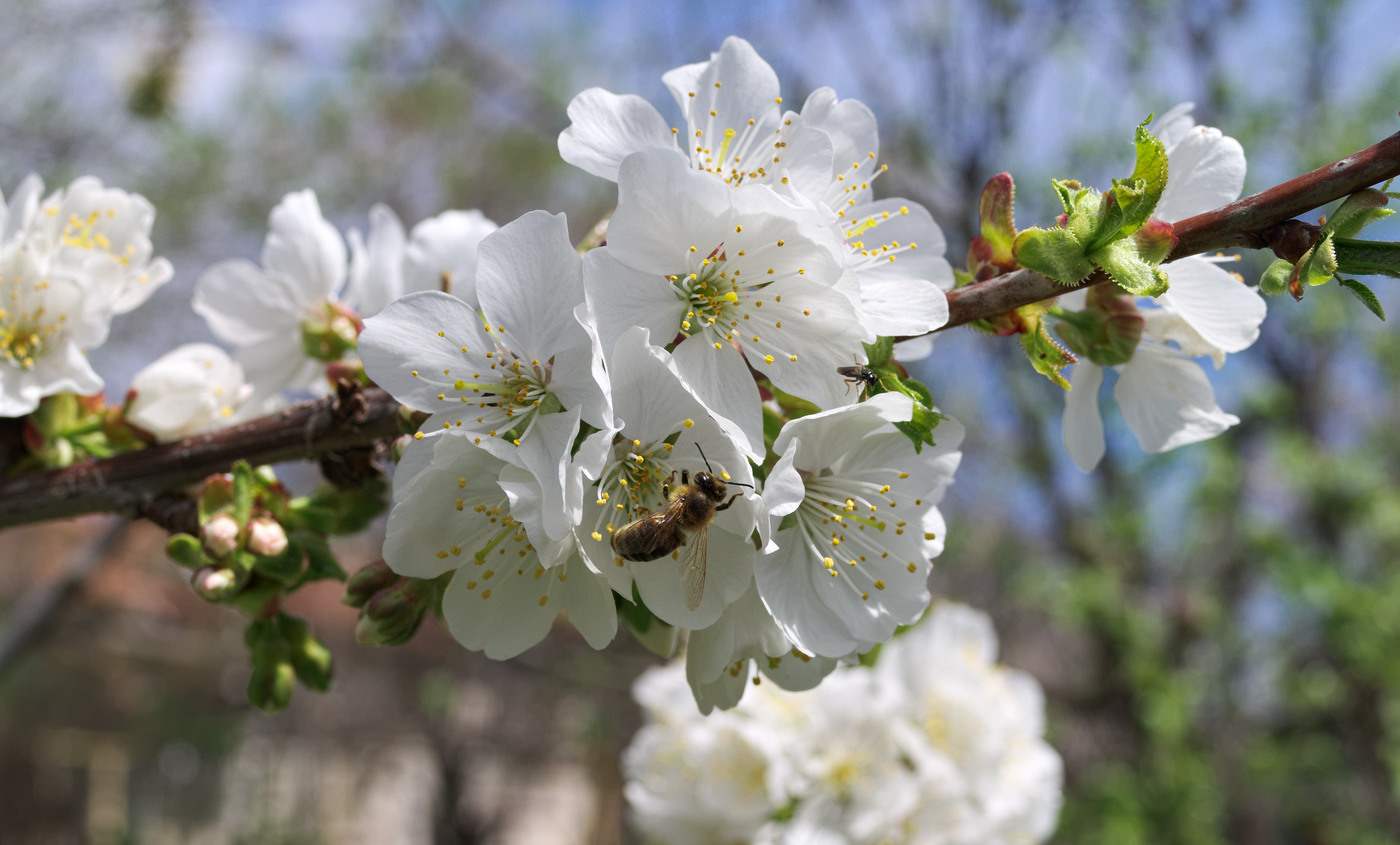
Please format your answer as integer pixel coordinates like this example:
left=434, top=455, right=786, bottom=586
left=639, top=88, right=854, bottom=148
left=610, top=445, right=751, bottom=612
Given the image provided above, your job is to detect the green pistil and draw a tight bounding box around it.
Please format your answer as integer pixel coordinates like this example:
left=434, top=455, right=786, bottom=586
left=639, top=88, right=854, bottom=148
left=473, top=524, right=516, bottom=565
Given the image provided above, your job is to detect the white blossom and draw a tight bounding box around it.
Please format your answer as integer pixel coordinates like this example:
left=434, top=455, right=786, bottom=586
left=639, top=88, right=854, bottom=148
left=1062, top=104, right=1266, bottom=472
left=758, top=393, right=964, bottom=658
left=624, top=603, right=1062, bottom=844
left=560, top=36, right=953, bottom=339
left=360, top=209, right=610, bottom=442
left=124, top=343, right=252, bottom=441
left=585, top=149, right=867, bottom=455
left=383, top=409, right=616, bottom=659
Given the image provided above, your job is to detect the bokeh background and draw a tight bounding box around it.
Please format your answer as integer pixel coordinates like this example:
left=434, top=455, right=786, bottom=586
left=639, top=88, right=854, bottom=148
left=3, top=0, right=1400, bottom=842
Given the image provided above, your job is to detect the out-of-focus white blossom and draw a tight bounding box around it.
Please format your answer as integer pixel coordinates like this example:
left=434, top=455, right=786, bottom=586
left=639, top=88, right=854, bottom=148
left=0, top=174, right=172, bottom=416
left=624, top=604, right=1063, bottom=845
left=124, top=343, right=252, bottom=442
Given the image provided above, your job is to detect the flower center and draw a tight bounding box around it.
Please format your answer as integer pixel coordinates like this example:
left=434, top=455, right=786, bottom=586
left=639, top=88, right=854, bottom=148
left=0, top=272, right=66, bottom=371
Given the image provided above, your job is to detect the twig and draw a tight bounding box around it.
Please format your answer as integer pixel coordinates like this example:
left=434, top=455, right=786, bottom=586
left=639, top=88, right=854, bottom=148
left=0, top=131, right=1396, bottom=532
left=941, top=128, right=1400, bottom=330
left=0, top=517, right=127, bottom=677
left=0, top=384, right=401, bottom=530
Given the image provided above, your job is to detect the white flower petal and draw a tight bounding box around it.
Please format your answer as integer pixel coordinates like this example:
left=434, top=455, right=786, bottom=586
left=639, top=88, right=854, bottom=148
left=1114, top=345, right=1238, bottom=453
left=260, top=190, right=346, bottom=302
left=1157, top=256, right=1266, bottom=356
left=1063, top=362, right=1106, bottom=473
left=558, top=88, right=677, bottom=181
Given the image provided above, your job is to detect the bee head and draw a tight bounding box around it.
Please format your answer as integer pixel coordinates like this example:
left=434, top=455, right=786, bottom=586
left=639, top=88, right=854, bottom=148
left=692, top=471, right=726, bottom=500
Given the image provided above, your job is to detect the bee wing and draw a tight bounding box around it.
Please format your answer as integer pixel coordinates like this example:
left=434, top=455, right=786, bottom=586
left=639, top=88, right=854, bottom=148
left=678, top=523, right=708, bottom=612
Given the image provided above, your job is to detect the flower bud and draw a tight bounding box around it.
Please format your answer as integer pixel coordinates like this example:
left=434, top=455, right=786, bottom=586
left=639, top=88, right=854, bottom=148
left=191, top=565, right=240, bottom=601
left=355, top=576, right=434, bottom=646
left=278, top=614, right=334, bottom=692
left=200, top=513, right=241, bottom=558
left=247, top=661, right=295, bottom=713
left=246, top=517, right=288, bottom=557
left=342, top=560, right=399, bottom=609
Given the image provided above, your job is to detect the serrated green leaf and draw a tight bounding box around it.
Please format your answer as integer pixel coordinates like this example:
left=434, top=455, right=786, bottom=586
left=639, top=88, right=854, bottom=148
left=1014, top=227, right=1094, bottom=285
left=1338, top=277, right=1386, bottom=320
left=1052, top=180, right=1077, bottom=213
left=1094, top=239, right=1169, bottom=297
left=1326, top=189, right=1392, bottom=239
left=1334, top=237, right=1400, bottom=279
left=1301, top=232, right=1339, bottom=287
left=1022, top=324, right=1076, bottom=389
left=1083, top=191, right=1129, bottom=253
left=1110, top=118, right=1168, bottom=234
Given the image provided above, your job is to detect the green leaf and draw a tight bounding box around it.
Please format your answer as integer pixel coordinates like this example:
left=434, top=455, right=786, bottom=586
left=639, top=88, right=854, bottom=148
left=1334, top=237, right=1400, bottom=279
left=293, top=531, right=347, bottom=583
left=1094, top=239, right=1170, bottom=297
left=863, top=337, right=895, bottom=368
left=1014, top=226, right=1095, bottom=285
left=1022, top=323, right=1077, bottom=389
left=1108, top=117, right=1169, bottom=235
left=232, top=460, right=254, bottom=526
left=1325, top=188, right=1392, bottom=239
left=1300, top=232, right=1339, bottom=287
left=1338, top=277, right=1386, bottom=320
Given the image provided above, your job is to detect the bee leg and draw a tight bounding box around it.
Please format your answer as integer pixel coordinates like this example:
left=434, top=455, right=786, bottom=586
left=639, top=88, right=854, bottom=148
left=680, top=469, right=690, bottom=485
left=843, top=379, right=853, bottom=396
left=715, top=493, right=743, bottom=512
left=662, top=470, right=676, bottom=500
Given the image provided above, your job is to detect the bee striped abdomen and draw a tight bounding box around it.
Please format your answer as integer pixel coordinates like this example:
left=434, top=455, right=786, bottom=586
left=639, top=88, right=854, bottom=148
left=612, top=511, right=687, bottom=562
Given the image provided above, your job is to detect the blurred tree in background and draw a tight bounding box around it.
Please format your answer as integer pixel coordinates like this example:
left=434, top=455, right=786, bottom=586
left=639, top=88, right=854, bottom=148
left=2, top=0, right=1399, bottom=842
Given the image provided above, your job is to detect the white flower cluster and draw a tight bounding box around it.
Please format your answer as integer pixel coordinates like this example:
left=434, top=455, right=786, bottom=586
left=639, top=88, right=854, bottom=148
left=1059, top=103, right=1268, bottom=472
left=624, top=603, right=1064, bottom=845
left=119, top=192, right=499, bottom=443
left=0, top=174, right=172, bottom=416
left=356, top=37, right=963, bottom=708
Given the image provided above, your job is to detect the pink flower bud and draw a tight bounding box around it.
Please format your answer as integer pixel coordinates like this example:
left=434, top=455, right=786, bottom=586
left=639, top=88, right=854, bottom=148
left=246, top=517, right=288, bottom=557
left=200, top=514, right=241, bottom=558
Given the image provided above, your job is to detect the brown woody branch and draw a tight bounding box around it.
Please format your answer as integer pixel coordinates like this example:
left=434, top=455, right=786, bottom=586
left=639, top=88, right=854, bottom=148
left=0, top=129, right=1398, bottom=532
left=942, top=127, right=1400, bottom=330
left=0, top=383, right=401, bottom=530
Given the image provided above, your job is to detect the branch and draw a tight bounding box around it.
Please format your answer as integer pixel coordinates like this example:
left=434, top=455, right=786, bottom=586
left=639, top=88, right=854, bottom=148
left=941, top=128, right=1400, bottom=330
left=0, top=131, right=1397, bottom=532
left=0, top=384, right=401, bottom=530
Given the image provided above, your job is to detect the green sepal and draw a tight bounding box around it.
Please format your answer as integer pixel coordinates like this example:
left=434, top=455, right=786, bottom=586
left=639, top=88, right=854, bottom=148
left=616, top=584, right=679, bottom=658
left=278, top=613, right=334, bottom=692
left=252, top=538, right=305, bottom=583
left=232, top=461, right=255, bottom=526
left=247, top=661, right=295, bottom=714
left=887, top=376, right=945, bottom=453
left=1260, top=259, right=1293, bottom=296
left=863, top=337, right=895, bottom=368
left=166, top=533, right=210, bottom=569
left=1334, top=237, right=1400, bottom=279
left=292, top=530, right=348, bottom=583
left=1338, top=277, right=1386, bottom=321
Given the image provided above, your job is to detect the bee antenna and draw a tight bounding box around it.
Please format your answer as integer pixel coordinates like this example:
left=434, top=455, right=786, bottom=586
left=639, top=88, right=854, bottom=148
left=695, top=442, right=716, bottom=473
